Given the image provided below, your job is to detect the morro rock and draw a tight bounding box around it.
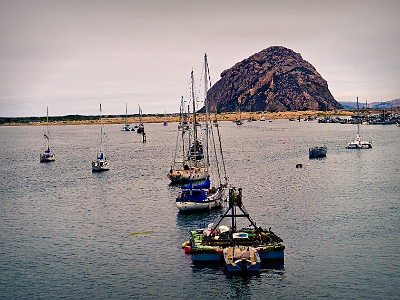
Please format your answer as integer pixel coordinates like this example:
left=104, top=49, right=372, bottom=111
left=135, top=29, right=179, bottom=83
left=206, top=46, right=342, bottom=112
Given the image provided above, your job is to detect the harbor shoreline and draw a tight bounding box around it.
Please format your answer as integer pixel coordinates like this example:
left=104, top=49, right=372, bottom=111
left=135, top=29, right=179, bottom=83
left=1, top=110, right=355, bottom=126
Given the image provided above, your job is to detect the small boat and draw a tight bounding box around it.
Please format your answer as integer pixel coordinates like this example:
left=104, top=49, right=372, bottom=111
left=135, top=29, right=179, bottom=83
left=235, top=119, right=243, bottom=125
left=163, top=111, right=168, bottom=126
left=92, top=104, right=110, bottom=172
left=235, top=101, right=243, bottom=125
left=347, top=97, right=372, bottom=149
left=121, top=103, right=134, bottom=131
left=259, top=115, right=266, bottom=121
left=309, top=146, right=327, bottom=158
left=40, top=107, right=55, bottom=163
left=223, top=244, right=261, bottom=274
left=136, top=105, right=144, bottom=134
left=247, top=117, right=253, bottom=122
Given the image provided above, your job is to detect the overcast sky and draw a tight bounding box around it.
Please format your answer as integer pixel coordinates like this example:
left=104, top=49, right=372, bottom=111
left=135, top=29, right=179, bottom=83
left=1, top=0, right=399, bottom=117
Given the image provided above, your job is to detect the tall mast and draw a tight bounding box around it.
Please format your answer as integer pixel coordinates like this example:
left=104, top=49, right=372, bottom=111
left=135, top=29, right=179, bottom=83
left=100, top=104, right=103, bottom=153
left=204, top=54, right=210, bottom=170
left=191, top=70, right=197, bottom=167
left=46, top=106, right=50, bottom=150
left=356, top=97, right=360, bottom=136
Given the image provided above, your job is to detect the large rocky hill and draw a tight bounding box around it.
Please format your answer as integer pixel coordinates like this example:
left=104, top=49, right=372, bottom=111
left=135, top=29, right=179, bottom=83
left=205, top=46, right=342, bottom=112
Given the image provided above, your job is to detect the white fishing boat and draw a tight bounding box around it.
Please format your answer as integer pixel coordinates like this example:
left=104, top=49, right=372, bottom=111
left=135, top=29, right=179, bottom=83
left=121, top=103, right=134, bottom=131
left=92, top=104, right=110, bottom=172
left=347, top=97, right=372, bottom=149
left=40, top=107, right=55, bottom=163
left=223, top=244, right=261, bottom=274
left=175, top=54, right=228, bottom=212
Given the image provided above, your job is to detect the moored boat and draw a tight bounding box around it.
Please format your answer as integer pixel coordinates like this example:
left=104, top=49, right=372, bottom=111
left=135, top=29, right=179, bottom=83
left=309, top=146, right=327, bottom=158
left=346, top=97, right=372, bottom=149
left=167, top=82, right=208, bottom=184
left=223, top=245, right=261, bottom=274
left=182, top=187, right=285, bottom=263
left=121, top=103, right=135, bottom=131
left=40, top=107, right=55, bottom=163
left=175, top=54, right=228, bottom=211
left=92, top=104, right=110, bottom=172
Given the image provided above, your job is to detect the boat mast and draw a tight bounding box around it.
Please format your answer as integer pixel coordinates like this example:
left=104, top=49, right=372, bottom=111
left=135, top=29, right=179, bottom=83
left=356, top=96, right=360, bottom=137
left=100, top=104, right=104, bottom=155
left=204, top=54, right=210, bottom=171
left=125, top=103, right=127, bottom=126
left=191, top=70, right=198, bottom=167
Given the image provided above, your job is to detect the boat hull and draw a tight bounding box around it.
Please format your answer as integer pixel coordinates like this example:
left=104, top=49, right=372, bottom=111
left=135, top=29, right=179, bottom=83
left=309, top=146, right=327, bottom=158
left=40, top=153, right=55, bottom=163
left=223, top=246, right=261, bottom=273
left=190, top=246, right=284, bottom=262
left=346, top=141, right=372, bottom=149
left=92, top=159, right=110, bottom=172
left=176, top=188, right=226, bottom=212
left=167, top=166, right=208, bottom=183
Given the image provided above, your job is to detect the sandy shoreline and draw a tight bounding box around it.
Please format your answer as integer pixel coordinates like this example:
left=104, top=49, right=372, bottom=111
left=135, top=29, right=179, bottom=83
left=2, top=110, right=355, bottom=126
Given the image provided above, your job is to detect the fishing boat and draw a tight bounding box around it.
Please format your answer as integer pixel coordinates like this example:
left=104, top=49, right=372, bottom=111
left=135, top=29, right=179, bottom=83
left=136, top=105, right=144, bottom=134
left=167, top=80, right=208, bottom=183
left=309, top=146, right=327, bottom=158
left=223, top=244, right=261, bottom=274
left=175, top=54, right=228, bottom=211
left=92, top=104, right=110, bottom=172
left=347, top=97, right=372, bottom=149
left=121, top=103, right=134, bottom=131
left=40, top=107, right=55, bottom=163
left=182, top=187, right=285, bottom=262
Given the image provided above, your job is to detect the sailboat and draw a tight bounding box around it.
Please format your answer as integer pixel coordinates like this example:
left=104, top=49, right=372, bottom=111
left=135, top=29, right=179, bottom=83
left=235, top=100, right=243, bottom=125
left=175, top=54, right=228, bottom=212
left=163, top=111, right=168, bottom=126
left=346, top=97, right=372, bottom=149
left=92, top=104, right=110, bottom=172
left=167, top=80, right=208, bottom=183
left=136, top=105, right=144, bottom=134
left=121, top=103, right=134, bottom=131
left=40, top=107, right=55, bottom=163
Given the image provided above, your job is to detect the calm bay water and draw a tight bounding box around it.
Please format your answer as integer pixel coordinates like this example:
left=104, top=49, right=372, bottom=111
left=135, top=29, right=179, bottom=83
left=1, top=119, right=399, bottom=299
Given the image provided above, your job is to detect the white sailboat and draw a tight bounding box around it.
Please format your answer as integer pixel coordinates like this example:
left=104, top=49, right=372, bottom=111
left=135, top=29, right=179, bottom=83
left=167, top=77, right=208, bottom=183
left=175, top=54, right=228, bottom=212
left=92, top=104, right=110, bottom=172
left=346, top=97, right=372, bottom=149
left=121, top=103, right=134, bottom=131
left=163, top=111, right=168, bottom=126
left=40, top=107, right=55, bottom=163
left=136, top=105, right=144, bottom=134
left=235, top=100, right=243, bottom=125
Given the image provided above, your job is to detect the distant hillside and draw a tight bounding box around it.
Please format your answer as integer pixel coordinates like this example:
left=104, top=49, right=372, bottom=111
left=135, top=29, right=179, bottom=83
left=203, top=46, right=342, bottom=113
left=340, top=98, right=400, bottom=109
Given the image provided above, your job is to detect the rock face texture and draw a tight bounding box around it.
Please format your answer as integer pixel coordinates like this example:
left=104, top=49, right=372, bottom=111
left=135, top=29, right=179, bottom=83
left=206, top=46, right=342, bottom=112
